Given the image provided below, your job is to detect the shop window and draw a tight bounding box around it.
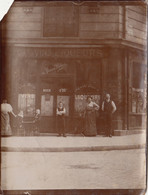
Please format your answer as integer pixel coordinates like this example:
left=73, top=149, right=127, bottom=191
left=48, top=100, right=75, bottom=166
left=131, top=90, right=145, bottom=114
left=41, top=95, right=54, bottom=116
left=131, top=62, right=146, bottom=114
left=132, top=62, right=145, bottom=89
left=44, top=6, right=78, bottom=37
left=18, top=94, right=35, bottom=116
left=75, top=95, right=100, bottom=116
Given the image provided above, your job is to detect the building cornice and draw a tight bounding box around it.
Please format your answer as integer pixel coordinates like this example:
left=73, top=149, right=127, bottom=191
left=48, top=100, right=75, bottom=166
left=2, top=38, right=146, bottom=51
left=13, top=1, right=147, bottom=6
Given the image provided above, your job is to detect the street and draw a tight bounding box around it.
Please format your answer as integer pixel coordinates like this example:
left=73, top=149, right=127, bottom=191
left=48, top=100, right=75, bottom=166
left=1, top=149, right=146, bottom=190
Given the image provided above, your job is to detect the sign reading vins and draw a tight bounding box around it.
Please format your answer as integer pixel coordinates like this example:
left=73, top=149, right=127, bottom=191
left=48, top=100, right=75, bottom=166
left=21, top=48, right=103, bottom=59
left=44, top=6, right=78, bottom=37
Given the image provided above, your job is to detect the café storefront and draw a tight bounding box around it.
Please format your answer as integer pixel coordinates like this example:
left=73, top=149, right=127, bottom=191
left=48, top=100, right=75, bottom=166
left=1, top=1, right=147, bottom=135
left=10, top=47, right=104, bottom=134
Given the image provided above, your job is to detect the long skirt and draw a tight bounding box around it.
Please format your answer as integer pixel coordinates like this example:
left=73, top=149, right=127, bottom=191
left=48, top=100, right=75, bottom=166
left=83, top=111, right=97, bottom=136
left=1, top=112, right=12, bottom=136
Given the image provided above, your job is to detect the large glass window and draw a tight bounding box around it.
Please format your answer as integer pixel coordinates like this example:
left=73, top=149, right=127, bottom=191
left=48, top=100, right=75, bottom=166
left=132, top=63, right=145, bottom=89
left=18, top=94, right=35, bottom=116
left=75, top=95, right=100, bottom=116
left=131, top=62, right=146, bottom=113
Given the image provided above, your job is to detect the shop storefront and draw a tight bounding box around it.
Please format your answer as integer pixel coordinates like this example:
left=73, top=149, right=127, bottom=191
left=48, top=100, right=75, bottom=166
left=8, top=47, right=104, bottom=133
left=1, top=1, right=147, bottom=135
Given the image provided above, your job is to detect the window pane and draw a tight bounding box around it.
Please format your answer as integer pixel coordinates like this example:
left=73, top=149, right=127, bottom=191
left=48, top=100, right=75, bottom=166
left=18, top=94, right=35, bottom=116
left=41, top=95, right=53, bottom=116
left=75, top=95, right=100, bottom=115
left=132, top=63, right=145, bottom=89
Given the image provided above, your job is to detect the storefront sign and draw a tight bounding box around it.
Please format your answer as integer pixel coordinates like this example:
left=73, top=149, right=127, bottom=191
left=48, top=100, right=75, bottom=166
left=75, top=84, right=99, bottom=92
left=42, top=63, right=67, bottom=74
left=16, top=48, right=103, bottom=59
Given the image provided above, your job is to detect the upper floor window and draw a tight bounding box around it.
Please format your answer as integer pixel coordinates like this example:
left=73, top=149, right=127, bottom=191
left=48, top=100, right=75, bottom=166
left=43, top=5, right=79, bottom=37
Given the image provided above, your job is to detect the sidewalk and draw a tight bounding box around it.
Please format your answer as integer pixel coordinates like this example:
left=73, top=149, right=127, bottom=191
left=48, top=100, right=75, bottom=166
left=1, top=133, right=146, bottom=152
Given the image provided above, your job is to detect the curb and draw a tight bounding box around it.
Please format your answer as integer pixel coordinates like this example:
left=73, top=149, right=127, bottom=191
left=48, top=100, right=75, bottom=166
left=1, top=144, right=145, bottom=152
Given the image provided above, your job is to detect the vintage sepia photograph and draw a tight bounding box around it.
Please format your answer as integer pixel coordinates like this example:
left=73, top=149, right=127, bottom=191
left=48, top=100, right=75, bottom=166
left=0, top=0, right=147, bottom=195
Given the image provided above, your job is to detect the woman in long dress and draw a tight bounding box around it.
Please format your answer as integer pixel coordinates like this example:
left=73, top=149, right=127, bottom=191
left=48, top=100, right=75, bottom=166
left=1, top=99, right=17, bottom=136
left=83, top=96, right=99, bottom=136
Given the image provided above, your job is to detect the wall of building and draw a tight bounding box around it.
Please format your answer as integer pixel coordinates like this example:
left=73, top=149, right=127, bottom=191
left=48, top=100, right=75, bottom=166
left=1, top=2, right=147, bottom=45
left=125, top=5, right=147, bottom=45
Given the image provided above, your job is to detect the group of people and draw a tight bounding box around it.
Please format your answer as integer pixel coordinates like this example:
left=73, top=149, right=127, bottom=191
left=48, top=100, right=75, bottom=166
left=56, top=93, right=116, bottom=137
left=1, top=94, right=116, bottom=137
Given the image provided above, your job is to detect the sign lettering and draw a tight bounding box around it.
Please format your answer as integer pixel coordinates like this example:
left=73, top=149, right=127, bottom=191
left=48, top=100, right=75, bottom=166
left=15, top=48, right=103, bottom=59
left=43, top=89, right=51, bottom=92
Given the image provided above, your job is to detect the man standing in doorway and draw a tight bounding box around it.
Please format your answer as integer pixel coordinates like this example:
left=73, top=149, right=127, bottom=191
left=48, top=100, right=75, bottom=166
left=102, top=94, right=116, bottom=137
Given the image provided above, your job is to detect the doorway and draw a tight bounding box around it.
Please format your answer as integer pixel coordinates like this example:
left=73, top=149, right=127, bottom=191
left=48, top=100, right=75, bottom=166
left=39, top=76, right=74, bottom=133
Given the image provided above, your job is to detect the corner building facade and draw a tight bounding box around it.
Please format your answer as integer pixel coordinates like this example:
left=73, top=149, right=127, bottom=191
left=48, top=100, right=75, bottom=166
left=1, top=1, right=147, bottom=134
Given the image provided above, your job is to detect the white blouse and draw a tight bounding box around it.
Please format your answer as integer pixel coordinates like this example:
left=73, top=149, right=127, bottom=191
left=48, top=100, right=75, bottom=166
left=1, top=103, right=13, bottom=113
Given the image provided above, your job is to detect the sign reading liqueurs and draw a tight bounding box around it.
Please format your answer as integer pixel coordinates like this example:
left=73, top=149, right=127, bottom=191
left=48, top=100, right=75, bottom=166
left=17, top=48, right=103, bottom=59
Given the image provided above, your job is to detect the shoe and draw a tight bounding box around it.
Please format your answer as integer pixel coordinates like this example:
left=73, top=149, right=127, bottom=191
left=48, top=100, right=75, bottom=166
left=57, top=134, right=62, bottom=137
left=109, top=135, right=112, bottom=137
left=63, top=134, right=67, bottom=137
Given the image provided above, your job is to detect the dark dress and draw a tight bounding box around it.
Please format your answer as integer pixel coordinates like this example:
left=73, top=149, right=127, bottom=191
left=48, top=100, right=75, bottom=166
left=83, top=102, right=97, bottom=136
left=103, top=100, right=114, bottom=136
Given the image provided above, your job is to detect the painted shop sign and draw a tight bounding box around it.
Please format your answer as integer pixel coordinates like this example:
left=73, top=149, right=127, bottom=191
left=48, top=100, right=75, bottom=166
left=42, top=63, right=67, bottom=74
left=43, top=88, right=68, bottom=93
left=59, top=88, right=67, bottom=93
left=43, top=89, right=51, bottom=92
left=75, top=84, right=100, bottom=94
left=75, top=84, right=99, bottom=92
left=15, top=48, right=103, bottom=58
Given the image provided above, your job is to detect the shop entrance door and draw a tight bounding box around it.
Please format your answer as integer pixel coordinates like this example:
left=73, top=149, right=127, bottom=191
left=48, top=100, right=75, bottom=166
left=39, top=76, right=73, bottom=133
